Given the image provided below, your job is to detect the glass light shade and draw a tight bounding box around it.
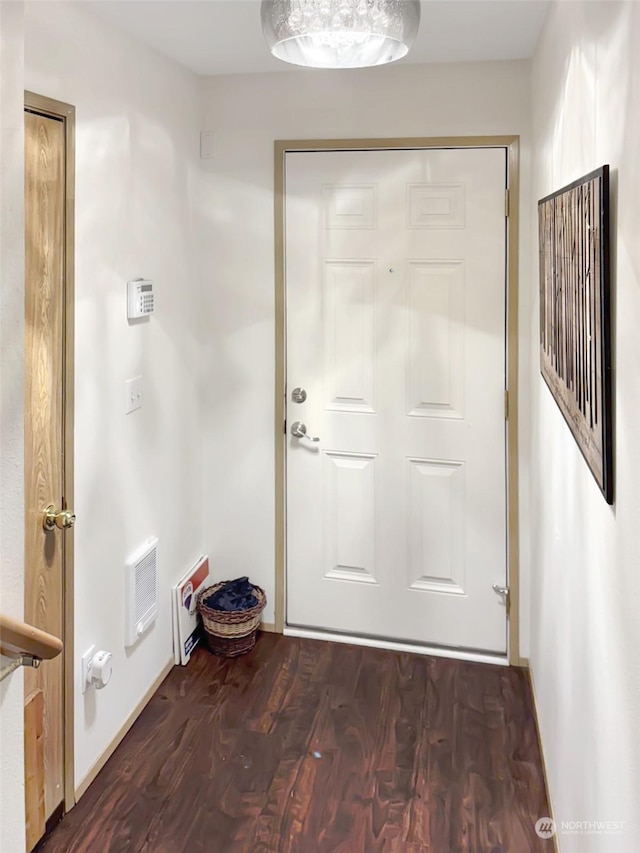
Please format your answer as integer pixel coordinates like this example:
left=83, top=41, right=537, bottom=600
left=261, top=0, right=421, bottom=69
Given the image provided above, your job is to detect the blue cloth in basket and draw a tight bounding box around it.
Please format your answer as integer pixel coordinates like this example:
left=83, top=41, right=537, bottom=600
left=204, top=577, right=258, bottom=612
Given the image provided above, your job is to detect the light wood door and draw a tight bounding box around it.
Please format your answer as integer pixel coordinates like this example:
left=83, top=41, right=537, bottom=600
left=286, top=148, right=508, bottom=653
left=24, top=109, right=68, bottom=849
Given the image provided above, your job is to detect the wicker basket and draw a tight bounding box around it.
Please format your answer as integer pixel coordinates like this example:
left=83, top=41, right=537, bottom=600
left=197, top=581, right=267, bottom=657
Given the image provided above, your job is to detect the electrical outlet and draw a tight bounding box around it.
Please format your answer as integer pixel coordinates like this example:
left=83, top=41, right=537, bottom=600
left=81, top=645, right=96, bottom=694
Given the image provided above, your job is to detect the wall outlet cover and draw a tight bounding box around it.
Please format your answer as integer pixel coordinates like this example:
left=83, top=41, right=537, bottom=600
left=81, top=644, right=96, bottom=694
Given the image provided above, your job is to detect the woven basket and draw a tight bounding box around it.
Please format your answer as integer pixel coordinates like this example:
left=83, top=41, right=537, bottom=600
left=197, top=581, right=266, bottom=657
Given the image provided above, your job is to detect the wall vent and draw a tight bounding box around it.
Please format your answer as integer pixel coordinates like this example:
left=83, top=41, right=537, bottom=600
left=125, top=537, right=158, bottom=647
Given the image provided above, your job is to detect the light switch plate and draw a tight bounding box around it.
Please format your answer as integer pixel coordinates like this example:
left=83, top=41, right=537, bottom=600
left=125, top=376, right=143, bottom=414
left=200, top=131, right=215, bottom=159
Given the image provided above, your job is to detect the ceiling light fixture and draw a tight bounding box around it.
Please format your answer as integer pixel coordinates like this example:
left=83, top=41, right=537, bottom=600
left=261, top=0, right=421, bottom=70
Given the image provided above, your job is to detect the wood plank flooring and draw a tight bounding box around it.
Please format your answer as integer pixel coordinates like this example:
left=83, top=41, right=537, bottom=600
left=40, top=635, right=551, bottom=852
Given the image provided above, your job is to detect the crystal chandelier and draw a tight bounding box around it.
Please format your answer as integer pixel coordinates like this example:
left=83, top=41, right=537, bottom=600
left=261, top=0, right=421, bottom=69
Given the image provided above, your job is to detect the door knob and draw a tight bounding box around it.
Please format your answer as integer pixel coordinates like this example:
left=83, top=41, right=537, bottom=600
left=291, top=421, right=320, bottom=442
left=43, top=505, right=76, bottom=532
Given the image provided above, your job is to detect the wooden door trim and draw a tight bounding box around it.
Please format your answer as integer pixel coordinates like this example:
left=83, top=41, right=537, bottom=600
left=24, top=91, right=76, bottom=811
left=274, top=136, right=521, bottom=665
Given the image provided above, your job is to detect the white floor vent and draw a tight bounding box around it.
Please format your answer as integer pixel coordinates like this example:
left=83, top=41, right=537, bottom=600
left=125, top=537, right=158, bottom=647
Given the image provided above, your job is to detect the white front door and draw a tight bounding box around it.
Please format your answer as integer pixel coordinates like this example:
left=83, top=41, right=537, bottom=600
left=285, top=147, right=508, bottom=654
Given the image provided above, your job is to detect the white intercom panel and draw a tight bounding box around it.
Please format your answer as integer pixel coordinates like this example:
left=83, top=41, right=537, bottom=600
left=127, top=279, right=155, bottom=319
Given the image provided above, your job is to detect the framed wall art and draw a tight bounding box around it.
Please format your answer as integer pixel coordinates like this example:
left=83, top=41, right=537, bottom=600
left=538, top=165, right=613, bottom=503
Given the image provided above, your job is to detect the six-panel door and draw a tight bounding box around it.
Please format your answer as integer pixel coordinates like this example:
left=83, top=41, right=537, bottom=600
left=285, top=148, right=508, bottom=654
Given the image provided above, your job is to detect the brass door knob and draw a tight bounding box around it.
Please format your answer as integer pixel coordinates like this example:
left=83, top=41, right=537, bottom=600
left=43, top=505, right=76, bottom=532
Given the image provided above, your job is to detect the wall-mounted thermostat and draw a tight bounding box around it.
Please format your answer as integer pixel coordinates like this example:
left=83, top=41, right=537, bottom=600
left=127, top=278, right=155, bottom=319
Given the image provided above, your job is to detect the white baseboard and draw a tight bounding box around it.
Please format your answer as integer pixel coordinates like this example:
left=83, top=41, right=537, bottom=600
left=284, top=625, right=508, bottom=666
left=259, top=621, right=277, bottom=633
left=527, top=661, right=560, bottom=853
left=74, top=657, right=174, bottom=802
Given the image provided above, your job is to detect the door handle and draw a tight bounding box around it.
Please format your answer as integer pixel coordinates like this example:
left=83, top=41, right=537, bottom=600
left=43, top=505, right=76, bottom=532
left=291, top=421, right=320, bottom=442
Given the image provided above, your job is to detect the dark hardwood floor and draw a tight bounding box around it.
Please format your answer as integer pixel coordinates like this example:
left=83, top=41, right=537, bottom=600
left=40, top=635, right=551, bottom=853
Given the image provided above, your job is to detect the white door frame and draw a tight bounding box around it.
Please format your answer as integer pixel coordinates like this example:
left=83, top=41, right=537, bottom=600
left=274, top=136, right=521, bottom=665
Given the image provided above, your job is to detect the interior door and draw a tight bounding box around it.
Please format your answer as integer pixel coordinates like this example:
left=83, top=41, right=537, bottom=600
left=285, top=147, right=507, bottom=654
left=24, top=106, right=72, bottom=850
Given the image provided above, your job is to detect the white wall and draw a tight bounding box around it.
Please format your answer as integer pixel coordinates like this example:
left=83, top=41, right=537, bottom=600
left=529, top=2, right=640, bottom=850
left=198, top=60, right=533, bottom=632
left=24, top=1, right=203, bottom=789
left=0, top=2, right=26, bottom=850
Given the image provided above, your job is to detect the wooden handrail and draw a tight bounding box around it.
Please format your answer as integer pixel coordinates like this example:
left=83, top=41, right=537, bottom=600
left=0, top=613, right=63, bottom=661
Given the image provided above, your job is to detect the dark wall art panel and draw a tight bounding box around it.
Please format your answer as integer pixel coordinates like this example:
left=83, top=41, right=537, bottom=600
left=538, top=165, right=612, bottom=503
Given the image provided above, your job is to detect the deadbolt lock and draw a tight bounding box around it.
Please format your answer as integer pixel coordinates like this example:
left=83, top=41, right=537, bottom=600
left=43, top=505, right=76, bottom=532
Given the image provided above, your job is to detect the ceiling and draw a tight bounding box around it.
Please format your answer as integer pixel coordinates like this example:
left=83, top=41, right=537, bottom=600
left=83, top=1, right=549, bottom=76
